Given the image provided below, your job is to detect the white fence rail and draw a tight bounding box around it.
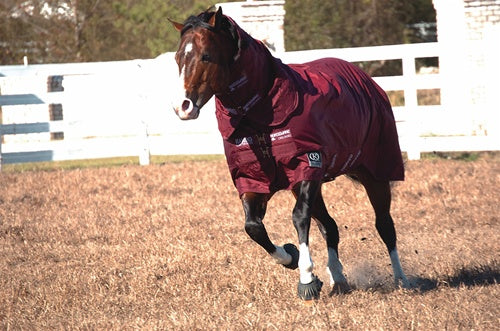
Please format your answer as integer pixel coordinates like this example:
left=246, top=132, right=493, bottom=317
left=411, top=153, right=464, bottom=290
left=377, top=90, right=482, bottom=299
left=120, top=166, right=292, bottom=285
left=0, top=42, right=498, bottom=168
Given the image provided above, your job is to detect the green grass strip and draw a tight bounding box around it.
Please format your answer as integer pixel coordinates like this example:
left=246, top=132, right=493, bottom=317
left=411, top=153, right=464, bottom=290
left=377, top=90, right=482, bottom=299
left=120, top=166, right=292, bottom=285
left=1, top=154, right=224, bottom=173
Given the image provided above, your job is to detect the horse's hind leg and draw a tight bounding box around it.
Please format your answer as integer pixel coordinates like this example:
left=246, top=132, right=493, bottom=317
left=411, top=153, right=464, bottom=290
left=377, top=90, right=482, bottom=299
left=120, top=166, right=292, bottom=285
left=308, top=188, right=351, bottom=294
left=354, top=168, right=410, bottom=288
left=241, top=192, right=298, bottom=269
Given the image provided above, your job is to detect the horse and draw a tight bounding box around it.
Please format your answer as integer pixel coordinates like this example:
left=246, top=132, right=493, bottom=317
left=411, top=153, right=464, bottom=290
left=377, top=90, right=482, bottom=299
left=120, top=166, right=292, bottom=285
left=169, top=7, right=410, bottom=300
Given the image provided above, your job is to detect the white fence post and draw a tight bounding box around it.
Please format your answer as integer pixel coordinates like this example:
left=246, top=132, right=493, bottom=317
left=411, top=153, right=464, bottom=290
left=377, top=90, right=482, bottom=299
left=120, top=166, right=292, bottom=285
left=402, top=55, right=421, bottom=160
left=138, top=120, right=150, bottom=166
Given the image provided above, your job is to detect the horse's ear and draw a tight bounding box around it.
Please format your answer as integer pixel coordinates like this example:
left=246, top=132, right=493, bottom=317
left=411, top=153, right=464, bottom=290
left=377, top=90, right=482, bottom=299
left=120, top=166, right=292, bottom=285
left=208, top=6, right=223, bottom=28
left=168, top=18, right=184, bottom=32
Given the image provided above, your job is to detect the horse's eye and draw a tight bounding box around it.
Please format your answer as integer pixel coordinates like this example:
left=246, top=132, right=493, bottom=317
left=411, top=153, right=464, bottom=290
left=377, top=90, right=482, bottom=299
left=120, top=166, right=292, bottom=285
left=201, top=53, right=211, bottom=63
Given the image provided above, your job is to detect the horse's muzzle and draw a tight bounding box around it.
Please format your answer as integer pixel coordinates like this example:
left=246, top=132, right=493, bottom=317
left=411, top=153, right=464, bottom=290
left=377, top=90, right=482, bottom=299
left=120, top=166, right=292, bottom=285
left=174, top=98, right=200, bottom=120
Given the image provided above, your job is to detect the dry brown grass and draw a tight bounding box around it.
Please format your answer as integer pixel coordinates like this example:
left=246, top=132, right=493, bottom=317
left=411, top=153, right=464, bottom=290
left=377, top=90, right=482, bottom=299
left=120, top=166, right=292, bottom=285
left=1, top=154, right=499, bottom=330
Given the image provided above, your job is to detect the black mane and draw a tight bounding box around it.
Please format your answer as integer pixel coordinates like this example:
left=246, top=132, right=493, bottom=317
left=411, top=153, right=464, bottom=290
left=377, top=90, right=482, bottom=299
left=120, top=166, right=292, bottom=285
left=181, top=11, right=216, bottom=35
left=180, top=9, right=238, bottom=43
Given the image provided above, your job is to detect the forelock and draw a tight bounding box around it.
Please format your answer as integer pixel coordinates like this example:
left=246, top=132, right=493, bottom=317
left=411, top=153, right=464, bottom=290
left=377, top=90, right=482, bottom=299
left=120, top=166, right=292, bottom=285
left=180, top=10, right=237, bottom=41
left=180, top=12, right=216, bottom=35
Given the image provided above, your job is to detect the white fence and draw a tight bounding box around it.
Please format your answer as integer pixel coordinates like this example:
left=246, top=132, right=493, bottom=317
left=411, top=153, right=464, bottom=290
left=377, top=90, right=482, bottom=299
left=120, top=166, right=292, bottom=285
left=0, top=42, right=498, bottom=168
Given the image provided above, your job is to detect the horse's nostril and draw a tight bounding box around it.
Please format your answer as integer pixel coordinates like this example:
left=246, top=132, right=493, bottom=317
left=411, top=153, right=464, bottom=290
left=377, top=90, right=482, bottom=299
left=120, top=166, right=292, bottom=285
left=182, top=99, right=192, bottom=112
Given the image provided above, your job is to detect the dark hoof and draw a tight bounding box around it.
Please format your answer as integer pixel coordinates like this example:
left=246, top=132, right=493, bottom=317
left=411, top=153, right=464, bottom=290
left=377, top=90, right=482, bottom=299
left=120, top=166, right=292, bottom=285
left=282, top=243, right=299, bottom=270
left=330, top=281, right=353, bottom=295
left=297, top=275, right=323, bottom=300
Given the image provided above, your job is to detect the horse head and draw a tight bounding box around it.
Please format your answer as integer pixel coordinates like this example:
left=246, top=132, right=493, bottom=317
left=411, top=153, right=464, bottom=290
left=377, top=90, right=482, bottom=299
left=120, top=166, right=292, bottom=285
left=170, top=7, right=239, bottom=120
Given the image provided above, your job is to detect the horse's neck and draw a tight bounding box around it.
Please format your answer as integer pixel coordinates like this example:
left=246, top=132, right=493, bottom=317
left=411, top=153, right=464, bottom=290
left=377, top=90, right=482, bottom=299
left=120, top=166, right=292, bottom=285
left=217, top=38, right=274, bottom=114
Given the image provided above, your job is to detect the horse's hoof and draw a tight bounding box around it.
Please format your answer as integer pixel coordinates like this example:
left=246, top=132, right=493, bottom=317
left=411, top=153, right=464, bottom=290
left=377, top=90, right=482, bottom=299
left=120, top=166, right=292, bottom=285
left=330, top=281, right=352, bottom=295
left=282, top=243, right=299, bottom=270
left=297, top=275, right=323, bottom=300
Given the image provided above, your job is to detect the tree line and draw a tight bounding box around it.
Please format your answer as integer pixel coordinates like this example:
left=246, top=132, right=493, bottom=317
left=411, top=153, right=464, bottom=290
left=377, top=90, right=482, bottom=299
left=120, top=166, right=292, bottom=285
left=0, top=0, right=435, bottom=65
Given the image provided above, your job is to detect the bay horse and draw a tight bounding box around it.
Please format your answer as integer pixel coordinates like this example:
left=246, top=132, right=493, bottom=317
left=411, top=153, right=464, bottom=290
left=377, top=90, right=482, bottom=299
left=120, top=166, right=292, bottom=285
left=169, top=7, right=410, bottom=300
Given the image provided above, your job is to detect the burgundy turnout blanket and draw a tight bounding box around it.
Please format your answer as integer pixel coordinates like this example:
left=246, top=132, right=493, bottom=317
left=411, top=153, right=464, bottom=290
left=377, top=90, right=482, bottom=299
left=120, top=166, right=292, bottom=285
left=215, top=21, right=404, bottom=196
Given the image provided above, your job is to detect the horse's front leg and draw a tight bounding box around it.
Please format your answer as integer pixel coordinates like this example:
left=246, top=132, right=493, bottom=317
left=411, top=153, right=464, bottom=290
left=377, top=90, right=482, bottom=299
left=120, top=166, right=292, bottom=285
left=241, top=192, right=299, bottom=269
left=292, top=180, right=324, bottom=300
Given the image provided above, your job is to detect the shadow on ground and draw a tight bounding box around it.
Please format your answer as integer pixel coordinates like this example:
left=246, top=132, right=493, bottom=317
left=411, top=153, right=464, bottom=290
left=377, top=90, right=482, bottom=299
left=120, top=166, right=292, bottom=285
left=412, top=263, right=500, bottom=293
left=329, top=262, right=499, bottom=296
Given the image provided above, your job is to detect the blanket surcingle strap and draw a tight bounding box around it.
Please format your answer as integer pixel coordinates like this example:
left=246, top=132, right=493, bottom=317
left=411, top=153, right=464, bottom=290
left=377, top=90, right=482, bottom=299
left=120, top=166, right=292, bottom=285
left=215, top=17, right=405, bottom=196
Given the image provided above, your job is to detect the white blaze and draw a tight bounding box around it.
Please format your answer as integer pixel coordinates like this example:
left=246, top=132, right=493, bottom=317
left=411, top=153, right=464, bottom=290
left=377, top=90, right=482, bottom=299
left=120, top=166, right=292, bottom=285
left=171, top=63, right=188, bottom=112
left=184, top=42, right=193, bottom=55
left=179, top=64, right=186, bottom=89
left=176, top=43, right=193, bottom=98
left=173, top=44, right=191, bottom=112
left=172, top=42, right=200, bottom=119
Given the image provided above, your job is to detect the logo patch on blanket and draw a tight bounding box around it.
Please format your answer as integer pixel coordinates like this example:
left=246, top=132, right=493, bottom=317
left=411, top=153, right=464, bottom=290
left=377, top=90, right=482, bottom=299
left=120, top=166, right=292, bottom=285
left=307, top=152, right=322, bottom=168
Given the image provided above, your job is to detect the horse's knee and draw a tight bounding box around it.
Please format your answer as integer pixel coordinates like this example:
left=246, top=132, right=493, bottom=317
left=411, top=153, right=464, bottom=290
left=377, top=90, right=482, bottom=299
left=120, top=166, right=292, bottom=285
left=292, top=206, right=309, bottom=229
left=244, top=218, right=264, bottom=238
left=241, top=192, right=275, bottom=252
left=243, top=217, right=276, bottom=254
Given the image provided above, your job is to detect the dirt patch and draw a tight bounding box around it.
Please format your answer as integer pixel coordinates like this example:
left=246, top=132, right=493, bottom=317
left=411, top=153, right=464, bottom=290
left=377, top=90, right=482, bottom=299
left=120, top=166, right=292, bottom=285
left=0, top=154, right=498, bottom=329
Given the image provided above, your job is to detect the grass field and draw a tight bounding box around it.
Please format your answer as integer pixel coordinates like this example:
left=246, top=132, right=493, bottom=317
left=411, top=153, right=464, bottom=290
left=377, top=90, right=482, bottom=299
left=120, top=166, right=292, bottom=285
left=0, top=153, right=498, bottom=329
